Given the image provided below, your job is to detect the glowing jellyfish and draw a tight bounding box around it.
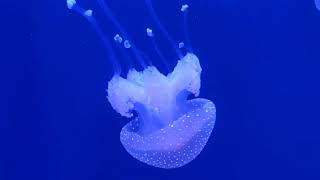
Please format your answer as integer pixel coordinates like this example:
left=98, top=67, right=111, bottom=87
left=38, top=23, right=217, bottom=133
left=66, top=0, right=216, bottom=169
left=316, top=0, right=320, bottom=11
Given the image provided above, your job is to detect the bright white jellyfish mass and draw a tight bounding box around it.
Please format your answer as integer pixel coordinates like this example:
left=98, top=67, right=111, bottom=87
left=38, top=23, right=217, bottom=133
left=66, top=0, right=216, bottom=169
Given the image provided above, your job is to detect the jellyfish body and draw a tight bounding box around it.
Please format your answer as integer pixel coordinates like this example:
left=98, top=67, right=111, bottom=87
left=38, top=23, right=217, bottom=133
left=66, top=0, right=216, bottom=169
left=108, top=53, right=216, bottom=168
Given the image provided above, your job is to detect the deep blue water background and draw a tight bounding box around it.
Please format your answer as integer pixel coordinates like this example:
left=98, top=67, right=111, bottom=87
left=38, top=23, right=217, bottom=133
left=1, top=0, right=320, bottom=179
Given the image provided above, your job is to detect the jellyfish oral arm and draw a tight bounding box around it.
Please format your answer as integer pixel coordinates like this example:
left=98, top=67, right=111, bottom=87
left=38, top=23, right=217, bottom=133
left=107, top=53, right=201, bottom=130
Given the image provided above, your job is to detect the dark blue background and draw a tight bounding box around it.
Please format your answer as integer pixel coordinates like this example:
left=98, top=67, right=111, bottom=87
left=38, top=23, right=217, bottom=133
left=1, top=0, right=320, bottom=179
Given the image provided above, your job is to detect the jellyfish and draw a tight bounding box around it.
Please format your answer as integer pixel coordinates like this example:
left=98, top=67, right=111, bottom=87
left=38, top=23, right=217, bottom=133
left=66, top=0, right=216, bottom=169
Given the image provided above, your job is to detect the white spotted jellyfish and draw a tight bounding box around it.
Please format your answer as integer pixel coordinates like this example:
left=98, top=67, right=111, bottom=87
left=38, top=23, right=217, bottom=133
left=66, top=0, right=216, bottom=169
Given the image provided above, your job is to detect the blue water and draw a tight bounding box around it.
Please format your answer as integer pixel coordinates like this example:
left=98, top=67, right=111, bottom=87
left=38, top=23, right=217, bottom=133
left=1, top=0, right=320, bottom=179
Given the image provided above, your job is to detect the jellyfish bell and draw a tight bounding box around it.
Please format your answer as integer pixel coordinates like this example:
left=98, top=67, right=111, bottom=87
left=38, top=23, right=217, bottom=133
left=108, top=53, right=216, bottom=168
left=66, top=0, right=217, bottom=169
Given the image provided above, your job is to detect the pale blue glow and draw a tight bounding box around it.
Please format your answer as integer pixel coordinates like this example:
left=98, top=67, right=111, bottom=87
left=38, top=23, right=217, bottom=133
left=316, top=0, right=320, bottom=11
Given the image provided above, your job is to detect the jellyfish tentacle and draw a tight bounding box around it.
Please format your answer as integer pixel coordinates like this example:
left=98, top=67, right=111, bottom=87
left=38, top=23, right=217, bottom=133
left=181, top=4, right=194, bottom=52
left=146, top=28, right=170, bottom=72
left=145, top=0, right=183, bottom=59
left=178, top=42, right=185, bottom=49
left=97, top=0, right=147, bottom=68
left=113, top=34, right=133, bottom=69
left=66, top=0, right=121, bottom=74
